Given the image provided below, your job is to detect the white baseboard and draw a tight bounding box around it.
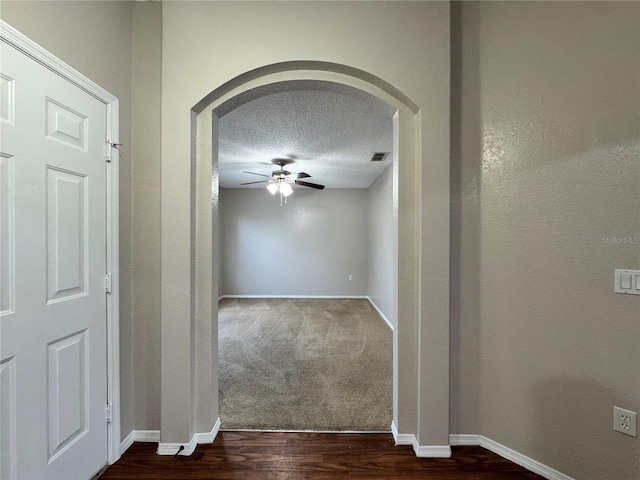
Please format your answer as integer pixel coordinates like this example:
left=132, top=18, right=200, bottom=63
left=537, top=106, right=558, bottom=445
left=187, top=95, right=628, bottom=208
left=219, top=295, right=369, bottom=299
left=120, top=430, right=160, bottom=455
left=366, top=297, right=393, bottom=330
left=449, top=433, right=481, bottom=446
left=194, top=417, right=221, bottom=444
left=157, top=418, right=221, bottom=456
left=119, top=431, right=135, bottom=455
left=414, top=444, right=452, bottom=457
left=134, top=430, right=161, bottom=442
left=391, top=421, right=451, bottom=457
left=391, top=420, right=413, bottom=446
left=449, top=434, right=575, bottom=480
left=157, top=439, right=197, bottom=456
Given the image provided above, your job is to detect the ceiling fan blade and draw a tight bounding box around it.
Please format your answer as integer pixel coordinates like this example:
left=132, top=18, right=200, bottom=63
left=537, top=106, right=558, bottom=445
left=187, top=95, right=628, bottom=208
left=295, top=172, right=311, bottom=179
left=295, top=180, right=325, bottom=190
left=240, top=180, right=268, bottom=185
left=242, top=171, right=271, bottom=178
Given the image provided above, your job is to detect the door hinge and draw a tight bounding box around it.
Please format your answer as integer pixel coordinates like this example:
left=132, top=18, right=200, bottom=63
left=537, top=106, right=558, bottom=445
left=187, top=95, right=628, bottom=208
left=105, top=142, right=112, bottom=163
left=106, top=403, right=113, bottom=424
left=105, top=273, right=112, bottom=294
left=105, top=141, right=122, bottom=163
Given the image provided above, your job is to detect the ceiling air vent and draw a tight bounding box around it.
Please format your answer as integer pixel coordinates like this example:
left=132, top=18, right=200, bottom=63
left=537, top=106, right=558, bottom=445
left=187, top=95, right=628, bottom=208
left=370, top=152, right=389, bottom=162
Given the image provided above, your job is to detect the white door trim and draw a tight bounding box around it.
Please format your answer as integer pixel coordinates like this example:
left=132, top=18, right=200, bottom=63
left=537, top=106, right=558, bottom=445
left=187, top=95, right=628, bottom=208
left=0, top=20, right=121, bottom=465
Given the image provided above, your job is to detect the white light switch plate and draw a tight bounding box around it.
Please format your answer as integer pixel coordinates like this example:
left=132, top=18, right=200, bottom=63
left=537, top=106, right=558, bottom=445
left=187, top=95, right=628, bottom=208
left=614, top=269, right=640, bottom=295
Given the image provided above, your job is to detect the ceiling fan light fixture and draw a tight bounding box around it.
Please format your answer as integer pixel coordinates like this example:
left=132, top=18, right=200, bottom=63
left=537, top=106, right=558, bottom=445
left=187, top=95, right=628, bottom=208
left=244, top=159, right=323, bottom=204
left=267, top=182, right=279, bottom=195
left=280, top=182, right=293, bottom=197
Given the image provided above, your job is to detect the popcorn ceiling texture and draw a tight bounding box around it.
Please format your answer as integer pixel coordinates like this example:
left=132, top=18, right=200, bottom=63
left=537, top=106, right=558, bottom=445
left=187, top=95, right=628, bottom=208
left=218, top=82, right=394, bottom=189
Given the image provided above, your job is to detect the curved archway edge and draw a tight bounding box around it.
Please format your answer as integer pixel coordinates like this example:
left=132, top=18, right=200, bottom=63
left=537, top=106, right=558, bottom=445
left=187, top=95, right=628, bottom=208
left=174, top=61, right=450, bottom=457
left=192, top=61, right=420, bottom=115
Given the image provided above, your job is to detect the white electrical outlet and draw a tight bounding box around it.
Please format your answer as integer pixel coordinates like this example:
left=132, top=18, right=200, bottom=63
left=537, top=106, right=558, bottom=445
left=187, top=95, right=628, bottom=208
left=348, top=274, right=353, bottom=281
left=613, top=406, right=637, bottom=437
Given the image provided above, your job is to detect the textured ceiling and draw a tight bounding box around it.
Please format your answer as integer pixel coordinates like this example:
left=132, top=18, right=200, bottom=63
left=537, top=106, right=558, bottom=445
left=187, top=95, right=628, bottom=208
left=218, top=81, right=394, bottom=189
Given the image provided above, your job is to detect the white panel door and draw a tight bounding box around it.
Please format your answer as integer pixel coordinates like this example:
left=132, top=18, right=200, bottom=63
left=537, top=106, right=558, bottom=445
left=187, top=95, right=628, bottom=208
left=0, top=41, right=108, bottom=479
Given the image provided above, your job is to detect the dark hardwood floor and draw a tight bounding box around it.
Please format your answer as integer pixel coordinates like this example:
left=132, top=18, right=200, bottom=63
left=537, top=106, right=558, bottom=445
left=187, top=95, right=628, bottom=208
left=101, top=431, right=544, bottom=479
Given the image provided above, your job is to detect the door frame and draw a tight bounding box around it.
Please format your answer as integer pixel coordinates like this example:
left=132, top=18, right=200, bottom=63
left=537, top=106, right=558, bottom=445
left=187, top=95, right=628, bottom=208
left=0, top=21, right=121, bottom=465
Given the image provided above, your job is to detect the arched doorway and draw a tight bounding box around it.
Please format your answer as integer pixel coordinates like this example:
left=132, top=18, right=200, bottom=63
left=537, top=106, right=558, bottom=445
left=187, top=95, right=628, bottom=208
left=195, top=61, right=419, bottom=438
left=158, top=60, right=450, bottom=458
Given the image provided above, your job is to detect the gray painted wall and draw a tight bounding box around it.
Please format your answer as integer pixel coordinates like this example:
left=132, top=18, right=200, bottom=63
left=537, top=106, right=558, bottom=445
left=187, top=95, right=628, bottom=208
left=220, top=188, right=369, bottom=297
left=367, top=165, right=395, bottom=326
left=451, top=2, right=639, bottom=479
left=130, top=2, right=162, bottom=432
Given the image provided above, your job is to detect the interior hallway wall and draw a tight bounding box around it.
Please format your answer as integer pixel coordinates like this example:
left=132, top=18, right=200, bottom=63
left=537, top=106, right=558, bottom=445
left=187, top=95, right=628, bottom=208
left=0, top=0, right=137, bottom=441
left=220, top=188, right=368, bottom=297
left=450, top=0, right=482, bottom=440
left=367, top=165, right=395, bottom=326
left=131, top=1, right=162, bottom=432
left=451, top=2, right=640, bottom=479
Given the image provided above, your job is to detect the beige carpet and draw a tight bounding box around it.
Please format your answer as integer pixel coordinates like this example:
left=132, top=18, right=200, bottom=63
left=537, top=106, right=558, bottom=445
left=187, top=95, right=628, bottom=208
left=218, top=298, right=392, bottom=431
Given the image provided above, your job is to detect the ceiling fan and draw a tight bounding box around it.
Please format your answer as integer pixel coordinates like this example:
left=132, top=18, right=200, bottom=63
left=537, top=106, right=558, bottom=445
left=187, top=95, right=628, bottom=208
left=241, top=159, right=325, bottom=206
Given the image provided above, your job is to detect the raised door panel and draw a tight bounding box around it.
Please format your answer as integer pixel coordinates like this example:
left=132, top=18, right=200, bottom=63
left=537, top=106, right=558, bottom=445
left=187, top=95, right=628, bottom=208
left=47, top=331, right=88, bottom=462
left=0, top=357, right=17, bottom=480
left=0, top=72, right=14, bottom=125
left=45, top=98, right=87, bottom=151
left=46, top=167, right=87, bottom=303
left=0, top=153, right=14, bottom=315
